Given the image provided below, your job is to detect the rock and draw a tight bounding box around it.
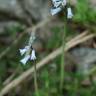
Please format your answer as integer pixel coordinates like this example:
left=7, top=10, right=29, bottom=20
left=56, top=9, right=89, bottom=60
left=22, top=0, right=50, bottom=21
left=0, top=0, right=22, bottom=16
left=90, top=0, right=96, bottom=9
left=0, top=0, right=50, bottom=25
left=0, top=0, right=31, bottom=24
left=70, top=47, right=96, bottom=75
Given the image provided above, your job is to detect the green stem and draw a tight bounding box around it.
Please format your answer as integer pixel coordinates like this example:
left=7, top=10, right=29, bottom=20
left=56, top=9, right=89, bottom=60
left=60, top=21, right=67, bottom=92
left=34, top=62, right=39, bottom=96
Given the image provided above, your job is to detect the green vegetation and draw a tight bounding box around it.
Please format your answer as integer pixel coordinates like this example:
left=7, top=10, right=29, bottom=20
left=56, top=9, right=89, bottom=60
left=0, top=0, right=96, bottom=96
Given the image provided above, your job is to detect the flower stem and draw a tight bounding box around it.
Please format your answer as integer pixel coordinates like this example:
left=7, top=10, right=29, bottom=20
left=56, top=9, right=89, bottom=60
left=34, top=61, right=39, bottom=96
left=60, top=20, right=67, bottom=92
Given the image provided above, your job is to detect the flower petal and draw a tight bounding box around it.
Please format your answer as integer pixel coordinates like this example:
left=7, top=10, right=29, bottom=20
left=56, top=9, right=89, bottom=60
left=19, top=49, right=27, bottom=56
left=20, top=55, right=30, bottom=65
left=52, top=0, right=62, bottom=7
left=19, top=46, right=30, bottom=56
left=51, top=7, right=61, bottom=15
left=67, top=7, right=73, bottom=19
left=30, top=49, right=36, bottom=60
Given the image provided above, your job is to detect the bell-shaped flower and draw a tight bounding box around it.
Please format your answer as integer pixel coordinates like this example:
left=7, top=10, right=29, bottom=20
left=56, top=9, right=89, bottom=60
left=19, top=46, right=30, bottom=56
left=51, top=0, right=67, bottom=15
left=67, top=7, right=73, bottom=19
left=20, top=55, right=30, bottom=65
left=19, top=48, right=27, bottom=56
left=30, top=49, right=36, bottom=60
left=51, top=7, right=61, bottom=15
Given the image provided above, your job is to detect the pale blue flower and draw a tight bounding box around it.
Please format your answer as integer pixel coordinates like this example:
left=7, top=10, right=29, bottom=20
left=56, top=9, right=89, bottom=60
left=20, top=55, right=30, bottom=65
left=19, top=46, right=30, bottom=56
left=30, top=49, right=36, bottom=60
left=67, top=7, right=73, bottom=19
left=19, top=46, right=36, bottom=64
left=52, top=0, right=62, bottom=7
left=51, top=0, right=67, bottom=15
left=51, top=0, right=73, bottom=18
left=51, top=7, right=62, bottom=15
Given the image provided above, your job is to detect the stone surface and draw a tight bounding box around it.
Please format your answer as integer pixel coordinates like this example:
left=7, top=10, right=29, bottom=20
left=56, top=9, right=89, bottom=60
left=0, top=0, right=50, bottom=31
left=22, top=0, right=50, bottom=21
left=0, top=0, right=26, bottom=19
left=70, top=47, right=96, bottom=74
left=90, top=0, right=96, bottom=9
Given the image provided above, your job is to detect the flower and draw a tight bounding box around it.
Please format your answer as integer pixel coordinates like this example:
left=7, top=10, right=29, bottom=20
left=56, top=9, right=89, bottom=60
left=52, top=0, right=66, bottom=7
left=51, top=0, right=67, bottom=15
left=51, top=0, right=73, bottom=18
left=51, top=7, right=62, bottom=15
left=19, top=49, right=26, bottom=56
left=20, top=55, right=30, bottom=65
left=20, top=47, right=36, bottom=64
left=19, top=46, right=30, bottom=56
left=19, top=31, right=37, bottom=64
left=30, top=49, right=36, bottom=60
left=52, top=0, right=62, bottom=8
left=67, top=7, right=73, bottom=19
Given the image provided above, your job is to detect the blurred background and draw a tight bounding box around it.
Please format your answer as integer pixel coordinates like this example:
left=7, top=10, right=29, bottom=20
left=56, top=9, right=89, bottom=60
left=0, top=0, right=96, bottom=96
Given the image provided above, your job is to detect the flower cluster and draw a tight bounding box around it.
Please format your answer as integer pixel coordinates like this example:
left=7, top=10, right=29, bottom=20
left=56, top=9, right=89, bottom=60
left=51, top=0, right=73, bottom=19
left=19, top=33, right=36, bottom=65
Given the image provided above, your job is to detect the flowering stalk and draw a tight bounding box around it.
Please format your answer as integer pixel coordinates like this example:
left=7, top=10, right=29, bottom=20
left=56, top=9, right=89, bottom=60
left=29, top=34, right=39, bottom=96
left=33, top=61, right=39, bottom=96
left=60, top=18, right=67, bottom=91
left=19, top=32, right=39, bottom=96
left=50, top=0, right=73, bottom=93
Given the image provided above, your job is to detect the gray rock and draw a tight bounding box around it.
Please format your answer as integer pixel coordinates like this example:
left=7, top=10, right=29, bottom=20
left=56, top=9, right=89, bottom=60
left=70, top=47, right=96, bottom=75
left=0, top=0, right=24, bottom=17
left=0, top=0, right=50, bottom=25
left=0, top=0, right=21, bottom=13
left=90, top=0, right=96, bottom=9
left=0, top=0, right=31, bottom=24
left=22, top=0, right=50, bottom=21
